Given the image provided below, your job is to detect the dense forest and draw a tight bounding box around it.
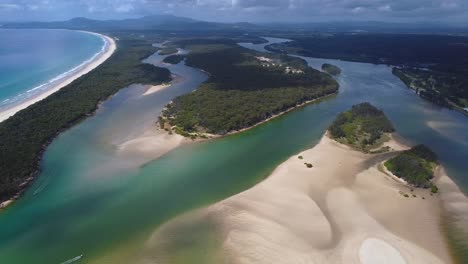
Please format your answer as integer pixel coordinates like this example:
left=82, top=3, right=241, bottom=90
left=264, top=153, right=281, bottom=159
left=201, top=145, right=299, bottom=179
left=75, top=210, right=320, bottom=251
left=160, top=39, right=338, bottom=135
left=265, top=34, right=468, bottom=67
left=0, top=36, right=171, bottom=202
left=159, top=47, right=179, bottom=55
left=266, top=33, right=468, bottom=113
left=163, top=54, right=185, bottom=64
left=322, top=63, right=341, bottom=76
left=384, top=145, right=438, bottom=188
left=328, top=102, right=394, bottom=151
left=393, top=67, right=468, bottom=110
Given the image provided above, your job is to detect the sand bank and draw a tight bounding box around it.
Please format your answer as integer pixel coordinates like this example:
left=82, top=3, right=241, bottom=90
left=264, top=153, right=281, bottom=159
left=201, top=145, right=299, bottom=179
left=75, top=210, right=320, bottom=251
left=0, top=32, right=116, bottom=123
left=116, top=127, right=188, bottom=161
left=437, top=168, right=468, bottom=238
left=144, top=134, right=454, bottom=263
left=143, top=84, right=172, bottom=96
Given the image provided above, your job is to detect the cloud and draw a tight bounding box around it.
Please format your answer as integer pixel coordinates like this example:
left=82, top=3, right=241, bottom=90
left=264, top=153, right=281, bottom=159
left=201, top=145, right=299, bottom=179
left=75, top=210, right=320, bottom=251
left=0, top=3, right=22, bottom=10
left=115, top=3, right=134, bottom=12
left=0, top=0, right=467, bottom=23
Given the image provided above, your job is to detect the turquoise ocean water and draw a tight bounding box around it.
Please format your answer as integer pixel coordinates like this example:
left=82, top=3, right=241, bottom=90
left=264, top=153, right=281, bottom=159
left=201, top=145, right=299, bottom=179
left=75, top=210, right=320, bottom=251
left=0, top=29, right=105, bottom=110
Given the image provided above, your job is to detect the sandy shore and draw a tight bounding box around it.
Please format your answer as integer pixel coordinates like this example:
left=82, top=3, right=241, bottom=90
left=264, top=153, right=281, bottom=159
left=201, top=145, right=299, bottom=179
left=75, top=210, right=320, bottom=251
left=0, top=31, right=116, bottom=123
left=143, top=134, right=455, bottom=263
left=116, top=126, right=189, bottom=162
left=143, top=84, right=172, bottom=96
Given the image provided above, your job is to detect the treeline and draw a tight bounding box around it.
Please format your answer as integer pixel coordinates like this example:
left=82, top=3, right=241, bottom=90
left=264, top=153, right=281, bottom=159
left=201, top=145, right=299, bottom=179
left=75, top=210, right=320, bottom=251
left=161, top=39, right=338, bottom=135
left=266, top=34, right=468, bottom=67
left=393, top=67, right=468, bottom=109
left=159, top=47, right=178, bottom=55
left=266, top=33, right=468, bottom=112
left=385, top=145, right=438, bottom=188
left=322, top=63, right=341, bottom=76
left=0, top=36, right=171, bottom=201
left=163, top=54, right=185, bottom=64
left=329, top=102, right=394, bottom=150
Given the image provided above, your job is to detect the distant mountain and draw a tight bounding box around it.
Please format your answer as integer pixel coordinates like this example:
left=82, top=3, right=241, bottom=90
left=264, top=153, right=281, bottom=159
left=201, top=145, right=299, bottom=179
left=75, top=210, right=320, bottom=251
left=1, top=15, right=258, bottom=31
left=3, top=16, right=467, bottom=35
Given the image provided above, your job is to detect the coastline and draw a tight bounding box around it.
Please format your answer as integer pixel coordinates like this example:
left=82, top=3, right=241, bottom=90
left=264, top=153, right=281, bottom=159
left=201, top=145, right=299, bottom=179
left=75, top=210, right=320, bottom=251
left=145, top=133, right=457, bottom=263
left=0, top=31, right=117, bottom=123
left=0, top=31, right=116, bottom=210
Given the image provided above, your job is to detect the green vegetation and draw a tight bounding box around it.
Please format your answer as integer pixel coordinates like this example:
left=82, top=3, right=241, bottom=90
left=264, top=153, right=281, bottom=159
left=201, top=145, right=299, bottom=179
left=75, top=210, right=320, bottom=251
left=159, top=47, right=179, bottom=55
left=163, top=54, right=185, bottom=64
left=328, top=103, right=394, bottom=150
left=393, top=67, right=468, bottom=110
left=0, top=36, right=171, bottom=202
left=298, top=156, right=303, bottom=159
left=321, top=63, right=341, bottom=75
left=305, top=163, right=313, bottom=168
left=161, top=39, right=338, bottom=135
left=384, top=145, right=439, bottom=188
left=266, top=34, right=468, bottom=113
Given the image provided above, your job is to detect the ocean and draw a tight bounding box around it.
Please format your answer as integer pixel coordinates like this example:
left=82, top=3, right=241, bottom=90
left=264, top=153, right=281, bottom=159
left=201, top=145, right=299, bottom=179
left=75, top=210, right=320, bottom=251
left=0, top=29, right=105, bottom=110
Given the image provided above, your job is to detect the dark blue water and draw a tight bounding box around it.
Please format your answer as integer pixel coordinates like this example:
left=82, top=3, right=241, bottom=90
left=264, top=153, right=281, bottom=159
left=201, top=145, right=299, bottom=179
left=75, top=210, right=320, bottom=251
left=0, top=29, right=105, bottom=110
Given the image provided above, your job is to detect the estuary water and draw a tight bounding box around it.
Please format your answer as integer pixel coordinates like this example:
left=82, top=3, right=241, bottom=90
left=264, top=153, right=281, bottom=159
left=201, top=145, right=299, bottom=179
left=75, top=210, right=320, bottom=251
left=0, top=37, right=466, bottom=263
left=0, top=29, right=105, bottom=111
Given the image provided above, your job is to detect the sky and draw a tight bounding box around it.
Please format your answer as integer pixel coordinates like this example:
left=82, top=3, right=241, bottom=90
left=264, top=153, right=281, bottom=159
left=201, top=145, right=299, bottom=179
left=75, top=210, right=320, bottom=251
left=0, top=0, right=467, bottom=24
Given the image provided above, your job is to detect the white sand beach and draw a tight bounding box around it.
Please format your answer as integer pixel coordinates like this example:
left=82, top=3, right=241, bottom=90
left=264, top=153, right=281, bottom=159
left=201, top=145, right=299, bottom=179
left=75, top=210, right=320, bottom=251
left=144, top=134, right=455, bottom=264
left=142, top=84, right=172, bottom=96
left=0, top=32, right=116, bottom=123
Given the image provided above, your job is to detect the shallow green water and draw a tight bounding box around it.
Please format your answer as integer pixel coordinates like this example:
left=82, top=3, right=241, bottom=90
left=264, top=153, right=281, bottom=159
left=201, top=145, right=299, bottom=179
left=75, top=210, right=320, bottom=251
left=0, top=39, right=467, bottom=264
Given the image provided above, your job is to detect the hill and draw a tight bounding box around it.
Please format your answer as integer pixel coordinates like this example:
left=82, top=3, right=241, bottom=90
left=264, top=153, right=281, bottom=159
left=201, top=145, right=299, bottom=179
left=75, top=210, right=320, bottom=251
left=2, top=15, right=258, bottom=31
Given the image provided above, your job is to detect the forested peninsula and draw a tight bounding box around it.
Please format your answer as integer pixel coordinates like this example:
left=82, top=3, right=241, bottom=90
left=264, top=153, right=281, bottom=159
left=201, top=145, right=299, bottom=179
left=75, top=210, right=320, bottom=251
left=0, top=35, right=171, bottom=203
left=160, top=39, right=339, bottom=136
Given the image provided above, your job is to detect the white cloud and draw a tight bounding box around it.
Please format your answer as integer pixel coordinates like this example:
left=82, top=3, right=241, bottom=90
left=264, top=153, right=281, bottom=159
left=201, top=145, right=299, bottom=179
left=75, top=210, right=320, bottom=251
left=115, top=3, right=134, bottom=12
left=0, top=3, right=22, bottom=10
left=378, top=5, right=391, bottom=12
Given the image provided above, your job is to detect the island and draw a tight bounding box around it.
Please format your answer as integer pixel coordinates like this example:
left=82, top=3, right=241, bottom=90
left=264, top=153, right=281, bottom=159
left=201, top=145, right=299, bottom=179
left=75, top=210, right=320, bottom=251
left=159, top=47, right=179, bottom=55
left=385, top=144, right=439, bottom=191
left=163, top=54, right=185, bottom=64
left=328, top=102, right=394, bottom=152
left=159, top=39, right=339, bottom=137
left=321, top=63, right=341, bottom=75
